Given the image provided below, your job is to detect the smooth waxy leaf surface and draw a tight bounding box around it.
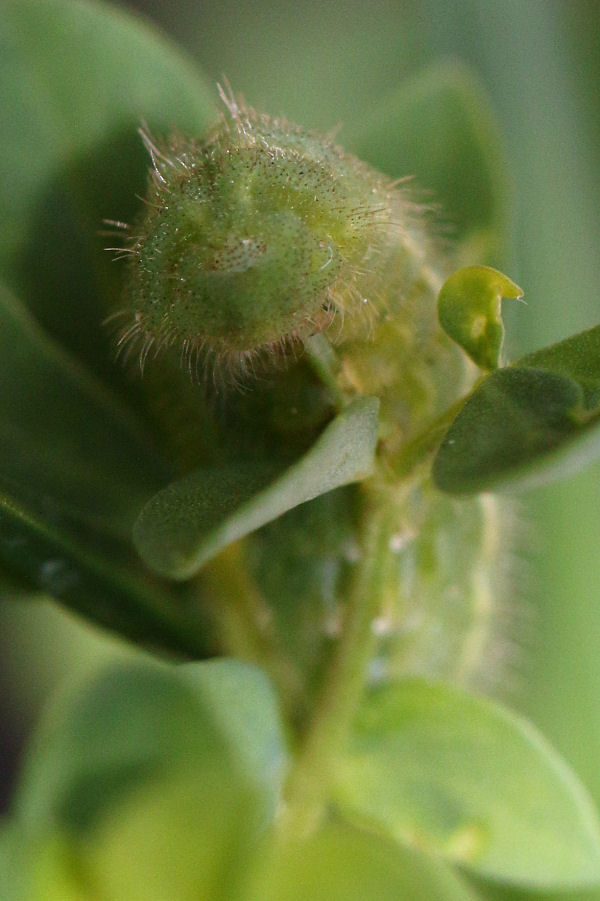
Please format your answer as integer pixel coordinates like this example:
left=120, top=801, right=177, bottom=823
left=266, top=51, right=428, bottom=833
left=134, top=397, right=379, bottom=579
left=519, top=325, right=600, bottom=407
left=434, top=325, right=600, bottom=494
left=335, top=679, right=600, bottom=889
left=345, top=61, right=509, bottom=263
left=438, top=266, right=523, bottom=370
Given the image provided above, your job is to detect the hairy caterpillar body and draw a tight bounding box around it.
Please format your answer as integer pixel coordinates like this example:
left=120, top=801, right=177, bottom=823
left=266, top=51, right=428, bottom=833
left=117, top=90, right=512, bottom=695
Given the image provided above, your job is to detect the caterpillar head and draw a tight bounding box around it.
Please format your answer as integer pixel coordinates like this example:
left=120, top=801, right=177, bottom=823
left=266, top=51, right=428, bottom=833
left=114, top=87, right=393, bottom=383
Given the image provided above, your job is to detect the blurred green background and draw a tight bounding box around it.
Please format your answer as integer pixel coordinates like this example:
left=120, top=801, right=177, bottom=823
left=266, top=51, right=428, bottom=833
left=1, top=1, right=599, bottom=898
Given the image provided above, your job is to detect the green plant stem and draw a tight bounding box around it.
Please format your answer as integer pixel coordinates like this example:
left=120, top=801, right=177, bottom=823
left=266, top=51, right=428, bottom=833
left=202, top=543, right=308, bottom=726
left=277, top=491, right=394, bottom=839
left=305, top=333, right=347, bottom=408
left=390, top=393, right=472, bottom=479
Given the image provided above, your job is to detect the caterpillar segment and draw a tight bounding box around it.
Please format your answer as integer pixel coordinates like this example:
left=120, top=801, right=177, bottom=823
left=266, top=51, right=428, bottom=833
left=115, top=91, right=512, bottom=698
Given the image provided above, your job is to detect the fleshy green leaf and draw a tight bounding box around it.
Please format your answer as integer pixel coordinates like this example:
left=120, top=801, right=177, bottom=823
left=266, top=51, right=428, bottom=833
left=519, top=324, right=600, bottom=408
left=242, top=821, right=481, bottom=901
left=0, top=0, right=216, bottom=381
left=11, top=659, right=286, bottom=900
left=133, top=397, right=379, bottom=579
left=344, top=61, right=509, bottom=263
left=437, top=266, right=523, bottom=370
left=335, top=679, right=600, bottom=889
left=15, top=659, right=286, bottom=837
left=433, top=326, right=600, bottom=494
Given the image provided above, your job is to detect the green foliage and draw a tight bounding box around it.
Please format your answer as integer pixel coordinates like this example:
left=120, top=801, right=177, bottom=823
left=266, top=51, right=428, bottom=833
left=243, top=822, right=481, bottom=901
left=0, top=0, right=215, bottom=382
left=8, top=659, right=287, bottom=900
left=434, top=326, right=600, bottom=494
left=133, top=397, right=379, bottom=579
left=335, top=679, right=600, bottom=888
left=437, top=266, right=523, bottom=370
left=344, top=61, right=509, bottom=265
left=1, top=1, right=600, bottom=899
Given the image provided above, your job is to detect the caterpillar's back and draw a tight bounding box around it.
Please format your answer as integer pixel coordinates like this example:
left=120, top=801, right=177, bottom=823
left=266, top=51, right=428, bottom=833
left=115, top=90, right=514, bottom=696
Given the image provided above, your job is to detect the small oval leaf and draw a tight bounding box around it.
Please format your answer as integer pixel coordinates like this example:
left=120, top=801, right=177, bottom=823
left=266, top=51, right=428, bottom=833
left=335, top=679, right=600, bottom=889
left=432, top=366, right=598, bottom=494
left=434, top=324, right=600, bottom=495
left=133, top=397, right=379, bottom=580
left=438, top=266, right=523, bottom=370
left=519, top=323, right=600, bottom=408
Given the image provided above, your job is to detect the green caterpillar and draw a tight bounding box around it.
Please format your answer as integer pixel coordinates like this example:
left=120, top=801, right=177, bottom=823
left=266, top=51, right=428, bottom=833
left=116, top=88, right=511, bottom=705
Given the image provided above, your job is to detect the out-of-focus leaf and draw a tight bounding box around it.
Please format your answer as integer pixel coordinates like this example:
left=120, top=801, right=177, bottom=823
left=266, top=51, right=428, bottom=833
left=0, top=823, right=25, bottom=901
left=0, top=283, right=213, bottom=654
left=0, top=0, right=216, bottom=380
left=9, top=660, right=286, bottom=900
left=433, top=326, right=600, bottom=494
left=84, top=773, right=257, bottom=901
left=5, top=832, right=83, bottom=901
left=0, top=282, right=167, bottom=539
left=335, top=679, right=600, bottom=889
left=0, top=481, right=212, bottom=658
left=344, top=61, right=509, bottom=264
left=14, top=659, right=286, bottom=837
left=133, top=397, right=379, bottom=579
left=438, top=266, right=523, bottom=370
left=242, top=821, right=481, bottom=901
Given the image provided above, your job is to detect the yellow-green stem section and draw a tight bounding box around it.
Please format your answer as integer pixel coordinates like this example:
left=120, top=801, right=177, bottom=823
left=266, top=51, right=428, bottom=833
left=278, top=492, right=394, bottom=839
left=202, top=544, right=308, bottom=726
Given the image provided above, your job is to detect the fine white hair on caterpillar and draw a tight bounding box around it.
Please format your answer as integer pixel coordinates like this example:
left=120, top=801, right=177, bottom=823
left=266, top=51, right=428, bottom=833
left=110, top=88, right=442, bottom=389
left=110, top=88, right=517, bottom=695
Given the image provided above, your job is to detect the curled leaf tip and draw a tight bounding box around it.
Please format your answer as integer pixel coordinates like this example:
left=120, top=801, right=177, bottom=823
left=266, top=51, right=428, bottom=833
left=438, top=265, right=523, bottom=370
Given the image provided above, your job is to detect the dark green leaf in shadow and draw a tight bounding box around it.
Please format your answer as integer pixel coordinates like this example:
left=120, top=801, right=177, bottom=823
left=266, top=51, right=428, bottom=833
left=134, top=397, right=379, bottom=580
left=0, top=282, right=213, bottom=653
left=434, top=325, right=600, bottom=494
left=519, top=324, right=600, bottom=409
left=14, top=658, right=286, bottom=838
left=438, top=266, right=523, bottom=370
left=335, top=679, right=600, bottom=889
left=344, top=61, right=510, bottom=264
left=0, top=483, right=211, bottom=658
left=0, top=281, right=168, bottom=539
left=0, top=0, right=216, bottom=381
